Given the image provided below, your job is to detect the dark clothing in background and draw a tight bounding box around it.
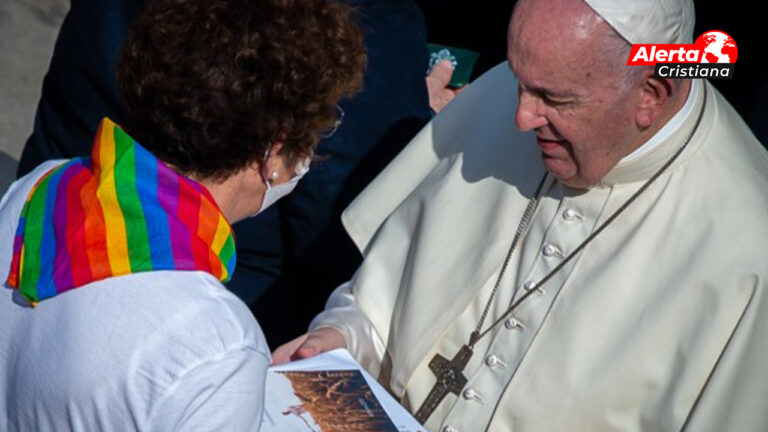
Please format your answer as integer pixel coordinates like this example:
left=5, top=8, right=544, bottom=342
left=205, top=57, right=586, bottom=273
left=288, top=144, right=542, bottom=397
left=18, top=0, right=432, bottom=347
left=749, top=79, right=768, bottom=144
left=414, top=0, right=513, bottom=81
left=17, top=0, right=148, bottom=175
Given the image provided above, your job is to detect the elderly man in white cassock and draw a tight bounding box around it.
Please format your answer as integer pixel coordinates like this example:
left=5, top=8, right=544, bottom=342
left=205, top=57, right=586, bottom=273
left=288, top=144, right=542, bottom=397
left=274, top=0, right=768, bottom=430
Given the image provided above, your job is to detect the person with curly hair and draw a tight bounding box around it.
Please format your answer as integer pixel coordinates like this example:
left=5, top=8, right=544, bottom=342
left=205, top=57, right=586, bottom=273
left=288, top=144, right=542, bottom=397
left=15, top=0, right=434, bottom=350
left=0, top=0, right=365, bottom=430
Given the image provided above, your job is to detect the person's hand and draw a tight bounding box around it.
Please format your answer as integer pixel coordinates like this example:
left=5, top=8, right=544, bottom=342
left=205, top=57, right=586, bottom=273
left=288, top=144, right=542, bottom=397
left=271, top=327, right=347, bottom=365
left=426, top=60, right=465, bottom=113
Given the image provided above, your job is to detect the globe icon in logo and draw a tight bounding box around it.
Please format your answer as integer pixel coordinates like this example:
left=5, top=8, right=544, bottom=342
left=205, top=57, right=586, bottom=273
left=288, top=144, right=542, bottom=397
left=695, top=30, right=738, bottom=64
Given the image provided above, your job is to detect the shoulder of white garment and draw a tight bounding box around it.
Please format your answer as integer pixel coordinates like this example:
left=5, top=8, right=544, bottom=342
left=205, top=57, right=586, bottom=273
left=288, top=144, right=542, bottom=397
left=342, top=62, right=522, bottom=254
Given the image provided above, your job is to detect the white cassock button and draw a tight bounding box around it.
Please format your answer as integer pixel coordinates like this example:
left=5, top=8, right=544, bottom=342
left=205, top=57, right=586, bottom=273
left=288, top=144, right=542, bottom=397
left=486, top=354, right=507, bottom=369
left=462, top=388, right=484, bottom=403
left=542, top=244, right=564, bottom=258
left=443, top=425, right=458, bottom=432
left=523, top=280, right=545, bottom=296
left=563, top=208, right=580, bottom=221
left=505, top=317, right=525, bottom=330
left=462, top=388, right=477, bottom=400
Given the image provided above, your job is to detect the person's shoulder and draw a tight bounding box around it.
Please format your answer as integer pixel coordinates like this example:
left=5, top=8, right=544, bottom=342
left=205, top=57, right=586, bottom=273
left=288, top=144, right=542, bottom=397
left=113, top=270, right=268, bottom=356
left=95, top=271, right=270, bottom=402
left=0, top=160, right=69, bottom=270
left=689, top=84, right=768, bottom=201
left=705, top=83, right=768, bottom=169
left=0, top=159, right=67, bottom=211
left=4, top=270, right=267, bottom=428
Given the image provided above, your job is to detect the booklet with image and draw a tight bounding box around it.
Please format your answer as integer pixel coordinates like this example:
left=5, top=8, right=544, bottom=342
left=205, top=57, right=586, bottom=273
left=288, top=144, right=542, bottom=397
left=263, top=349, right=425, bottom=432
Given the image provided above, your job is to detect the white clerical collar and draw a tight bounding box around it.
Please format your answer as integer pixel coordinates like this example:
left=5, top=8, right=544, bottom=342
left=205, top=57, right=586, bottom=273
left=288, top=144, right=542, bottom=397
left=620, top=79, right=700, bottom=164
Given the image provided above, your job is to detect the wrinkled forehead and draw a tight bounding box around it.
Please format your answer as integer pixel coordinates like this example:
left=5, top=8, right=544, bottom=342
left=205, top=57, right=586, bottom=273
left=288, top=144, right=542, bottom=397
left=508, top=0, right=602, bottom=54
left=507, top=0, right=612, bottom=83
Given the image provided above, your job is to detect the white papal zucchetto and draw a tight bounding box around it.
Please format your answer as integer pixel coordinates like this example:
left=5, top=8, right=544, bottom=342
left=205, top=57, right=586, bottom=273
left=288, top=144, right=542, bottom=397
left=584, top=0, right=695, bottom=45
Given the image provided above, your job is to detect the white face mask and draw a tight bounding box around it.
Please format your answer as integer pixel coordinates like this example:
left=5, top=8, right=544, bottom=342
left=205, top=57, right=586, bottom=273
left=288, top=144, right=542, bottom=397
left=251, top=150, right=310, bottom=217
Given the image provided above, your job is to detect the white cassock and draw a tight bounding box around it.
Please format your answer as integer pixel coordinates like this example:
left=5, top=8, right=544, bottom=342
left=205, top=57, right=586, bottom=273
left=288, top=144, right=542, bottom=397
left=310, top=63, right=768, bottom=432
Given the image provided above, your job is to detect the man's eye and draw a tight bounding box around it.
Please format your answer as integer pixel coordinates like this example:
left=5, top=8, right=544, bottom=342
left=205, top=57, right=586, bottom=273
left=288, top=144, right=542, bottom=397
left=543, top=94, right=571, bottom=105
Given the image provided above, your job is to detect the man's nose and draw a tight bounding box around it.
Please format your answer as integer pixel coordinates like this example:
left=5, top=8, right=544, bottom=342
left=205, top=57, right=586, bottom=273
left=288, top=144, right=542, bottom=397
left=515, top=92, right=548, bottom=131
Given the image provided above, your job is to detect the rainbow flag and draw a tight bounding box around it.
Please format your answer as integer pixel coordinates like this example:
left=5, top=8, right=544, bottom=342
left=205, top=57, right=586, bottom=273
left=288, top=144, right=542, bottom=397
left=7, top=118, right=236, bottom=304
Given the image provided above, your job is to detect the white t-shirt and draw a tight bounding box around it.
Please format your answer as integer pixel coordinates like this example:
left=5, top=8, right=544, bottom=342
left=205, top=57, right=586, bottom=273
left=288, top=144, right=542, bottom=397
left=0, top=161, right=271, bottom=432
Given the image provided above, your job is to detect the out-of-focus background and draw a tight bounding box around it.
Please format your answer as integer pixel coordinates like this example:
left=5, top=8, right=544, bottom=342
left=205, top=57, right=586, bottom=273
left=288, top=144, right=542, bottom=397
left=0, top=0, right=67, bottom=195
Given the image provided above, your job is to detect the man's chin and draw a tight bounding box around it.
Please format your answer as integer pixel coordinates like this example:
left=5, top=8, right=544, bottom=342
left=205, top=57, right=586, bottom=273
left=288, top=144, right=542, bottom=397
left=541, top=158, right=588, bottom=189
left=541, top=155, right=572, bottom=177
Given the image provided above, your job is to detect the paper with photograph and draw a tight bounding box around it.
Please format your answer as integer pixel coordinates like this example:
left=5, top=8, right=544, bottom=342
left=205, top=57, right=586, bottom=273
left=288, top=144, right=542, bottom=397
left=263, top=349, right=425, bottom=432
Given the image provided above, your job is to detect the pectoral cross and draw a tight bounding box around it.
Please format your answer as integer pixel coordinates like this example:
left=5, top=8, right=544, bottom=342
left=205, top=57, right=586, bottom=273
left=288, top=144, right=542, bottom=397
left=413, top=344, right=474, bottom=424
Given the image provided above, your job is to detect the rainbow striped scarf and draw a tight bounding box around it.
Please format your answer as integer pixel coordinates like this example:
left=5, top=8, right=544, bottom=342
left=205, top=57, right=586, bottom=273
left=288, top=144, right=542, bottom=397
left=7, top=118, right=236, bottom=304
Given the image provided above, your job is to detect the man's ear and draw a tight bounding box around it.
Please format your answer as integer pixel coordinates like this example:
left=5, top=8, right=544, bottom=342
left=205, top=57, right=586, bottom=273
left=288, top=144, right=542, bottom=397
left=635, top=68, right=675, bottom=129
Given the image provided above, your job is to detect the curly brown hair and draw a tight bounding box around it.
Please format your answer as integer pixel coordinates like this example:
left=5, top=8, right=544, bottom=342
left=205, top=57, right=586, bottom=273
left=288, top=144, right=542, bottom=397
left=117, top=0, right=366, bottom=180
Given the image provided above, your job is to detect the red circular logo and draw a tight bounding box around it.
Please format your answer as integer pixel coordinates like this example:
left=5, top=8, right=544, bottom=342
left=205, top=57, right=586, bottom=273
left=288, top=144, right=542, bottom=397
left=695, top=30, right=738, bottom=64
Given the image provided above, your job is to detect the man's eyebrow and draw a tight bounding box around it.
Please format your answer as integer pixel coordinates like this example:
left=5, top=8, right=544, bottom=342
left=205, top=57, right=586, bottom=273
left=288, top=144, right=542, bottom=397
left=522, top=82, right=576, bottom=99
left=508, top=64, right=576, bottom=98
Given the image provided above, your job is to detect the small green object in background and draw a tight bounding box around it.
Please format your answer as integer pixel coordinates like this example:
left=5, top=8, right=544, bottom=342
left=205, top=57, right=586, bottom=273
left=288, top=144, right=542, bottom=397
left=427, top=43, right=480, bottom=88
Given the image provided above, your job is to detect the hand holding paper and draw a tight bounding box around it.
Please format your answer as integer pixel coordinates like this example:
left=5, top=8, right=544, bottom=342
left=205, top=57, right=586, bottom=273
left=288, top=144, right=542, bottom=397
left=272, top=327, right=347, bottom=365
